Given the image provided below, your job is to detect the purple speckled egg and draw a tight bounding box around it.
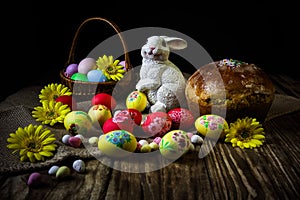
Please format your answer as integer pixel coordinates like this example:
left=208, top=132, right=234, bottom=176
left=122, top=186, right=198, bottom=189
left=119, top=60, right=126, bottom=70
left=78, top=58, right=97, bottom=74
left=65, top=63, right=78, bottom=78
left=27, top=172, right=42, bottom=187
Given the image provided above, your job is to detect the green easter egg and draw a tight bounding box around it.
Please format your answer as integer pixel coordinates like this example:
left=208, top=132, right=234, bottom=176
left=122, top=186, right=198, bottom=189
left=71, top=72, right=89, bottom=82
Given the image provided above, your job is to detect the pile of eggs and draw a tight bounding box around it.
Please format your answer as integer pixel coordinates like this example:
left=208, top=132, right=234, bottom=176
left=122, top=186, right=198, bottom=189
left=64, top=57, right=126, bottom=82
left=61, top=90, right=229, bottom=160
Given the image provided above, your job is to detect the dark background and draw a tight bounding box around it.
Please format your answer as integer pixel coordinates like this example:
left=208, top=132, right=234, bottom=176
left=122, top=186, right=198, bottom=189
left=1, top=1, right=297, bottom=102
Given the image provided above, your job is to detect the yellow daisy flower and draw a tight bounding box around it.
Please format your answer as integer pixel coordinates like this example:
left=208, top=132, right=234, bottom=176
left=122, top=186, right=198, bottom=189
left=32, top=100, right=71, bottom=126
left=7, top=124, right=57, bottom=162
left=39, top=83, right=72, bottom=102
left=225, top=117, right=265, bottom=149
left=96, top=55, right=126, bottom=81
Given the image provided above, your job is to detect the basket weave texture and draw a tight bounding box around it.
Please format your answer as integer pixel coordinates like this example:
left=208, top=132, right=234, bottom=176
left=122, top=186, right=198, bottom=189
left=60, top=17, right=132, bottom=98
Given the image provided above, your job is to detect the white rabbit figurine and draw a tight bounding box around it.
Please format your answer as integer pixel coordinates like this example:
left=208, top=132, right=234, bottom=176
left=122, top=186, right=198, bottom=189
left=136, top=35, right=187, bottom=113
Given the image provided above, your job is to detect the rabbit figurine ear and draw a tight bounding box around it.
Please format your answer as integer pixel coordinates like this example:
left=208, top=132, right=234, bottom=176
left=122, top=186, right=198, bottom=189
left=161, top=36, right=187, bottom=50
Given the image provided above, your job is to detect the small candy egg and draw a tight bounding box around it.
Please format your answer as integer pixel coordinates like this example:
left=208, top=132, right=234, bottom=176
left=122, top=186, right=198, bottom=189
left=153, top=137, right=162, bottom=144
left=87, top=69, right=108, bottom=82
left=142, top=112, right=172, bottom=138
left=91, top=93, right=117, bottom=111
left=126, top=90, right=148, bottom=112
left=68, top=136, right=82, bottom=148
left=159, top=130, right=192, bottom=160
left=71, top=72, right=89, bottom=82
left=64, top=111, right=93, bottom=135
left=56, top=166, right=71, bottom=179
left=65, top=63, right=78, bottom=78
left=167, top=108, right=195, bottom=130
left=138, top=139, right=149, bottom=146
left=141, top=144, right=151, bottom=153
left=98, top=130, right=137, bottom=158
left=78, top=57, right=97, bottom=74
left=88, top=136, right=99, bottom=146
left=74, top=134, right=84, bottom=141
left=62, top=134, right=71, bottom=144
left=186, top=132, right=194, bottom=139
left=149, top=142, right=159, bottom=151
left=191, top=134, right=203, bottom=144
left=72, top=159, right=86, bottom=173
left=27, top=172, right=42, bottom=187
left=88, top=104, right=112, bottom=126
left=48, top=165, right=60, bottom=175
left=194, top=114, right=229, bottom=139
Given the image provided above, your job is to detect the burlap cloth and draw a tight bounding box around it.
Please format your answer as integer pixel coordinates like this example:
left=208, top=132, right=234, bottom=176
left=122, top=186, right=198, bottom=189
left=1, top=86, right=300, bottom=175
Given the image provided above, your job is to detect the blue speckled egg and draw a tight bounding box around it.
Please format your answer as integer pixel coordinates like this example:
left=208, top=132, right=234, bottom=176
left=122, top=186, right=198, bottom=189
left=87, top=69, right=108, bottom=82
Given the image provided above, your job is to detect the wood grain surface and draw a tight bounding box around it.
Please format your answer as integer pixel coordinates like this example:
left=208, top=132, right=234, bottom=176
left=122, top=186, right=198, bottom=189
left=0, top=74, right=299, bottom=200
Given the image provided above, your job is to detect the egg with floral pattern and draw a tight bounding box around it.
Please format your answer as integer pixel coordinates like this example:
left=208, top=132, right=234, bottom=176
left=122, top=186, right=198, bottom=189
left=167, top=108, right=194, bottom=130
left=159, top=130, right=192, bottom=160
left=194, top=114, right=229, bottom=139
left=142, top=112, right=172, bottom=138
left=98, top=130, right=137, bottom=157
left=126, top=90, right=148, bottom=112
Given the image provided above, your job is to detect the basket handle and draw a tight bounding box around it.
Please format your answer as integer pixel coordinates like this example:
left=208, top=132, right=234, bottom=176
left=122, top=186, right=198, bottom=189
left=66, top=17, right=131, bottom=70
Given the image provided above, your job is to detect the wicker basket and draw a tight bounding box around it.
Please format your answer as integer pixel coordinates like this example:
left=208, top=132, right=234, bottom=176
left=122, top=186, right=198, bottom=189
left=60, top=17, right=132, bottom=99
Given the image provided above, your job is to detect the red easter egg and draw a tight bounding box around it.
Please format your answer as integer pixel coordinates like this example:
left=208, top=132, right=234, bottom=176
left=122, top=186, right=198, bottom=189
left=142, top=112, right=172, bottom=138
left=55, top=95, right=77, bottom=110
left=167, top=108, right=195, bottom=130
left=91, top=93, right=117, bottom=110
left=102, top=118, right=121, bottom=134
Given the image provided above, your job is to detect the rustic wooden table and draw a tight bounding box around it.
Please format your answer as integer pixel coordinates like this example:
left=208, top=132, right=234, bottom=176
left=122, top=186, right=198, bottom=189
left=0, top=74, right=299, bottom=200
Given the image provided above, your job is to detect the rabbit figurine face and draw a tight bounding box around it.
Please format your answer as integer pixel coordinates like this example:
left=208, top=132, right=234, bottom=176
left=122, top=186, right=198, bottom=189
left=141, top=36, right=170, bottom=62
left=136, top=36, right=188, bottom=113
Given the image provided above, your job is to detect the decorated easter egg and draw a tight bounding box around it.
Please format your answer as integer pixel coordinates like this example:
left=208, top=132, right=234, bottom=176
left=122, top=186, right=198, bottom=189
left=98, top=130, right=137, bottom=157
left=102, top=117, right=121, bottom=134
left=159, top=130, right=192, bottom=160
left=64, top=111, right=93, bottom=135
left=91, top=93, right=117, bottom=111
left=65, top=63, right=78, bottom=78
left=167, top=108, right=195, bottom=130
left=71, top=72, right=89, bottom=82
left=78, top=57, right=97, bottom=74
left=55, top=95, right=77, bottom=110
left=142, top=112, right=172, bottom=138
left=87, top=69, right=108, bottom=82
left=126, top=90, right=148, bottom=112
left=113, top=109, right=142, bottom=132
left=194, top=114, right=229, bottom=139
left=88, top=104, right=112, bottom=126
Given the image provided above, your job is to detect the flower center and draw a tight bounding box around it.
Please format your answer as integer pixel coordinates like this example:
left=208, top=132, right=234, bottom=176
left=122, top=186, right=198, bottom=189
left=27, top=140, right=41, bottom=152
left=105, top=65, right=117, bottom=74
left=241, top=131, right=249, bottom=139
left=28, top=142, right=36, bottom=149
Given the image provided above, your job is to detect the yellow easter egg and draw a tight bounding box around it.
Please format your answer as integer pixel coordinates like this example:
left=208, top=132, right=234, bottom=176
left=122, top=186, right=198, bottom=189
left=126, top=90, right=148, bottom=112
left=88, top=104, right=112, bottom=126
left=64, top=111, right=93, bottom=135
left=159, top=130, right=192, bottom=160
left=98, top=130, right=137, bottom=158
left=194, top=114, right=229, bottom=139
